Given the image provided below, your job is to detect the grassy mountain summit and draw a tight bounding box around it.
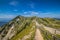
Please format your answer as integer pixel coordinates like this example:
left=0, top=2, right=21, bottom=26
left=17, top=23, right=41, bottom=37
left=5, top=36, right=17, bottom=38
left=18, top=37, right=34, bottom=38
left=0, top=15, right=60, bottom=40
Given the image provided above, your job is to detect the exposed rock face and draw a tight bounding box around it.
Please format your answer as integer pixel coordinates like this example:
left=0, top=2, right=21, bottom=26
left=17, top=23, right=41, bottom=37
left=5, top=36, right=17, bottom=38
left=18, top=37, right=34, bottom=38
left=0, top=16, right=26, bottom=40
left=2, top=24, right=15, bottom=40
left=16, top=18, right=20, bottom=21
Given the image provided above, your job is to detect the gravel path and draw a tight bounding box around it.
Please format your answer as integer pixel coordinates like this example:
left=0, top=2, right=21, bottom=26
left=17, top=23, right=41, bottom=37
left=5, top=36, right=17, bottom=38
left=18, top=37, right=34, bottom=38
left=34, top=28, right=44, bottom=40
left=34, top=20, right=44, bottom=40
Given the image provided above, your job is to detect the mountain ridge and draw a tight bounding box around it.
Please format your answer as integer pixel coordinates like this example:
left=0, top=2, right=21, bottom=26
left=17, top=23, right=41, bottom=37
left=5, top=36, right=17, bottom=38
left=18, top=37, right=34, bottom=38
left=0, top=15, right=60, bottom=40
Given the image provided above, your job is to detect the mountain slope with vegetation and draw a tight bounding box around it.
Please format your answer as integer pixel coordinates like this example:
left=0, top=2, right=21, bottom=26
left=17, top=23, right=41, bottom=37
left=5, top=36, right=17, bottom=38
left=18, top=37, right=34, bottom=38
left=0, top=15, right=60, bottom=40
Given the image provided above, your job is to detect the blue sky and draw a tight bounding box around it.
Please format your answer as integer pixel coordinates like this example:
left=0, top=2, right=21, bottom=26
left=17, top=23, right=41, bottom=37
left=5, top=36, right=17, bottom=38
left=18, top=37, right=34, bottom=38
left=0, top=0, right=60, bottom=20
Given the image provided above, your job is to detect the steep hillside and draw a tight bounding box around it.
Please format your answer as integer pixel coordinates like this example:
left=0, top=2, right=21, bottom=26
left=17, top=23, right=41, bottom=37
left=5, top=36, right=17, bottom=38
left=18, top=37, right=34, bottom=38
left=0, top=16, right=60, bottom=40
left=37, top=18, right=60, bottom=29
left=0, top=16, right=27, bottom=40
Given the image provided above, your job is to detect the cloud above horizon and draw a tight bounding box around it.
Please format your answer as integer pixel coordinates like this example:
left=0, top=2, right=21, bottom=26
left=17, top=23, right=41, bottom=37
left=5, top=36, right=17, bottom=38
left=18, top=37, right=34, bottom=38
left=0, top=14, right=16, bottom=19
left=0, top=11, right=60, bottom=19
left=23, top=11, right=60, bottom=18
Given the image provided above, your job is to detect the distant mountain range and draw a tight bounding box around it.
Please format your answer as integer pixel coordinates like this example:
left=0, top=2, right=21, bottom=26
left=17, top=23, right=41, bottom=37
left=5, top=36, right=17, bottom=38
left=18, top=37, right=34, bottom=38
left=0, top=18, right=13, bottom=26
left=0, top=22, right=7, bottom=26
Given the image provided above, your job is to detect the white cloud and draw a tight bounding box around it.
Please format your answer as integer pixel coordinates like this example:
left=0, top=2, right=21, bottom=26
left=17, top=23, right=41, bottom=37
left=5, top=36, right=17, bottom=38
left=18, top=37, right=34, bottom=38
left=23, top=11, right=39, bottom=15
left=9, top=1, right=19, bottom=6
left=23, top=15, right=31, bottom=17
left=23, top=11, right=39, bottom=16
left=31, top=12, right=39, bottom=15
left=23, top=11, right=28, bottom=14
left=23, top=11, right=60, bottom=18
left=0, top=14, right=16, bottom=19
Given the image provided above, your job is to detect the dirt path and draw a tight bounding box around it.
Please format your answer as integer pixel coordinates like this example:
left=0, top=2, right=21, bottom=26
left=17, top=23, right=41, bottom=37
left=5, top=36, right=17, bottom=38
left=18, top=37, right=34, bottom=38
left=44, top=27, right=60, bottom=35
left=34, top=20, right=44, bottom=40
left=34, top=28, right=44, bottom=40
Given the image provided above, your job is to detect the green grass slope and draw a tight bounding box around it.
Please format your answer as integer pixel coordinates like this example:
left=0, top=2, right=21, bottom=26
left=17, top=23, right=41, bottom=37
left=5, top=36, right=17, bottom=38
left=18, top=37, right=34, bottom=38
left=11, top=21, right=36, bottom=40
